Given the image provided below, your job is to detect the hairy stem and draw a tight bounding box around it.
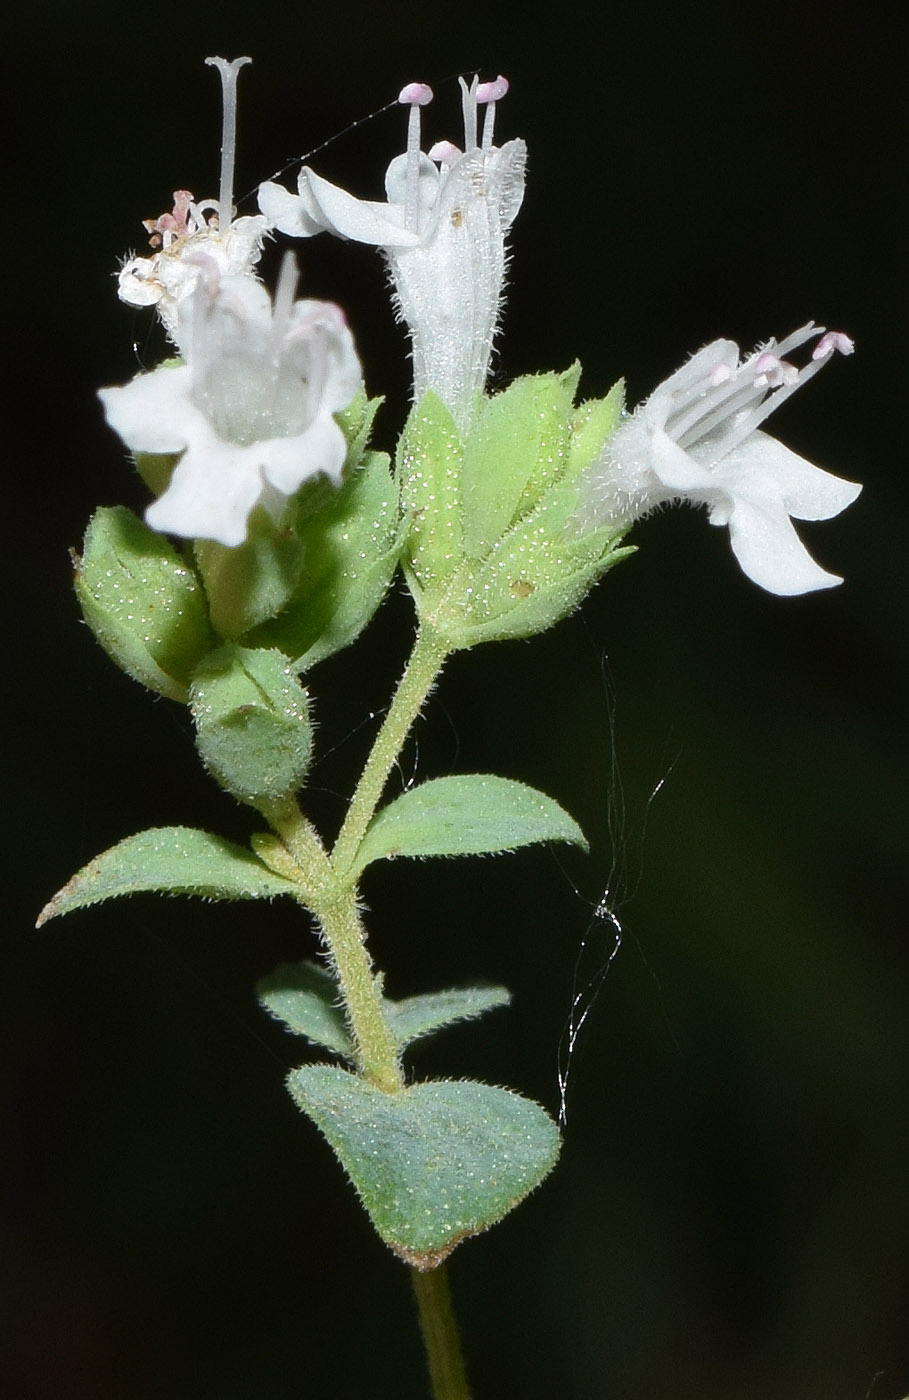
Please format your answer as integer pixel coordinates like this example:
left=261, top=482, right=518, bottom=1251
left=412, top=1264, right=472, bottom=1400
left=331, top=625, right=449, bottom=877
left=312, top=886, right=403, bottom=1092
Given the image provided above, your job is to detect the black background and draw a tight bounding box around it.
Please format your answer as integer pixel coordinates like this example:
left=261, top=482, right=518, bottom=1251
left=5, top=3, right=907, bottom=1397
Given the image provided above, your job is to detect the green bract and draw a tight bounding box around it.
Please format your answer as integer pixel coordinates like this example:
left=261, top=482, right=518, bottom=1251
left=75, top=506, right=215, bottom=701
left=190, top=644, right=313, bottom=807
left=396, top=371, right=633, bottom=649
left=251, top=449, right=402, bottom=671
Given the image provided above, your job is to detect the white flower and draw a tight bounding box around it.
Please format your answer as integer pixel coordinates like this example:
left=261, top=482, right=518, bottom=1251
left=99, top=259, right=362, bottom=548
left=259, top=76, right=526, bottom=430
left=118, top=58, right=270, bottom=345
left=577, top=325, right=861, bottom=595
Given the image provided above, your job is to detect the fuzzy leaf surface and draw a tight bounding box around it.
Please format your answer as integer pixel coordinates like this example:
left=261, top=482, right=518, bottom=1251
left=37, top=827, right=296, bottom=926
left=258, top=961, right=510, bottom=1055
left=287, top=1066, right=561, bottom=1266
left=351, top=774, right=587, bottom=875
left=257, top=961, right=353, bottom=1056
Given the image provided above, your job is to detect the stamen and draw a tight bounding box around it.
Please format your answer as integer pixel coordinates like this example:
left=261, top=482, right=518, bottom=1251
left=428, top=139, right=461, bottom=166
left=813, top=330, right=855, bottom=359
left=753, top=352, right=797, bottom=388
left=205, top=56, right=252, bottom=231
left=477, top=75, right=509, bottom=149
left=398, top=81, right=433, bottom=233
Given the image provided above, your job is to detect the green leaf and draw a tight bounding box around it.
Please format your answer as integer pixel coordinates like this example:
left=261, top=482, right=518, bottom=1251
left=75, top=506, right=215, bottom=701
left=37, top=827, right=296, bottom=926
left=191, top=644, right=313, bottom=807
left=386, top=986, right=511, bottom=1048
left=351, top=774, right=587, bottom=876
left=288, top=1066, right=561, bottom=1267
left=257, top=960, right=510, bottom=1055
left=257, top=961, right=353, bottom=1057
left=252, top=452, right=402, bottom=671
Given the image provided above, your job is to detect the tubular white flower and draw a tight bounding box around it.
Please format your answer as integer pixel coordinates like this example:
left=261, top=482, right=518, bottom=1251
left=118, top=57, right=270, bottom=345
left=259, top=76, right=526, bottom=431
left=577, top=325, right=861, bottom=595
left=99, top=259, right=362, bottom=548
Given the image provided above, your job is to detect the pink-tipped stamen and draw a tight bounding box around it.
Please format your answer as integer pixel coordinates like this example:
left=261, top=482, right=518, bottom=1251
left=398, top=81, right=433, bottom=106
left=813, top=330, right=855, bottom=359
left=477, top=75, right=509, bottom=149
left=398, top=82, right=434, bottom=233
left=428, top=139, right=462, bottom=166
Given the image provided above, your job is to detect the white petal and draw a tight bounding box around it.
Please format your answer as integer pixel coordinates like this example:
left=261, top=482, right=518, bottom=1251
left=257, top=179, right=324, bottom=237
left=99, top=367, right=197, bottom=455
left=646, top=428, right=719, bottom=494
left=303, top=167, right=420, bottom=247
left=724, top=430, right=862, bottom=521
left=261, top=414, right=347, bottom=496
left=145, top=437, right=267, bottom=547
left=722, top=493, right=844, bottom=595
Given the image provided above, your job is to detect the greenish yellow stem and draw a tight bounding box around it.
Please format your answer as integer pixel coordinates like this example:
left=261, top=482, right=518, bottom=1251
left=332, top=625, right=449, bottom=877
left=311, top=886, right=403, bottom=1093
left=411, top=1264, right=472, bottom=1400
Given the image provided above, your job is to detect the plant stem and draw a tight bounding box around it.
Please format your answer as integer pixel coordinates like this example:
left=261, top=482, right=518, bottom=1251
left=312, top=886, right=403, bottom=1093
left=331, top=625, right=449, bottom=877
left=411, top=1264, right=472, bottom=1400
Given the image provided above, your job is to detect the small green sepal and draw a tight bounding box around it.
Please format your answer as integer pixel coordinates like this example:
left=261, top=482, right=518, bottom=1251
left=287, top=1065, right=561, bottom=1267
left=251, top=450, right=403, bottom=671
left=190, top=644, right=313, bottom=807
left=75, top=506, right=215, bottom=701
left=397, top=372, right=633, bottom=649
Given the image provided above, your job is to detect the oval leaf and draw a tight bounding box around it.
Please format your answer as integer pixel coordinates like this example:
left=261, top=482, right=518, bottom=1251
left=386, top=986, right=511, bottom=1048
left=37, top=827, right=297, bottom=926
left=288, top=1066, right=561, bottom=1267
left=258, top=961, right=509, bottom=1055
left=352, top=774, right=587, bottom=876
left=257, top=961, right=353, bottom=1057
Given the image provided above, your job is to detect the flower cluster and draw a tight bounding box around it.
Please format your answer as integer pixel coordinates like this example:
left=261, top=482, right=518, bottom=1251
left=100, top=55, right=860, bottom=602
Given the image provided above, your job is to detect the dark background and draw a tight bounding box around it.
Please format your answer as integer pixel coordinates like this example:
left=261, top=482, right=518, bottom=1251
left=5, top=3, right=907, bottom=1397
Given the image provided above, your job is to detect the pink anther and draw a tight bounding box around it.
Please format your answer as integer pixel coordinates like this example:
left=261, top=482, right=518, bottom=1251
left=428, top=140, right=462, bottom=164
left=477, top=75, right=509, bottom=104
left=709, top=362, right=733, bottom=386
left=398, top=82, right=433, bottom=106
left=813, top=330, right=855, bottom=359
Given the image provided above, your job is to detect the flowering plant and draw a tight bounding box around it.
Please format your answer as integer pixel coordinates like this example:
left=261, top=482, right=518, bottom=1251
left=41, top=56, right=860, bottom=1398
